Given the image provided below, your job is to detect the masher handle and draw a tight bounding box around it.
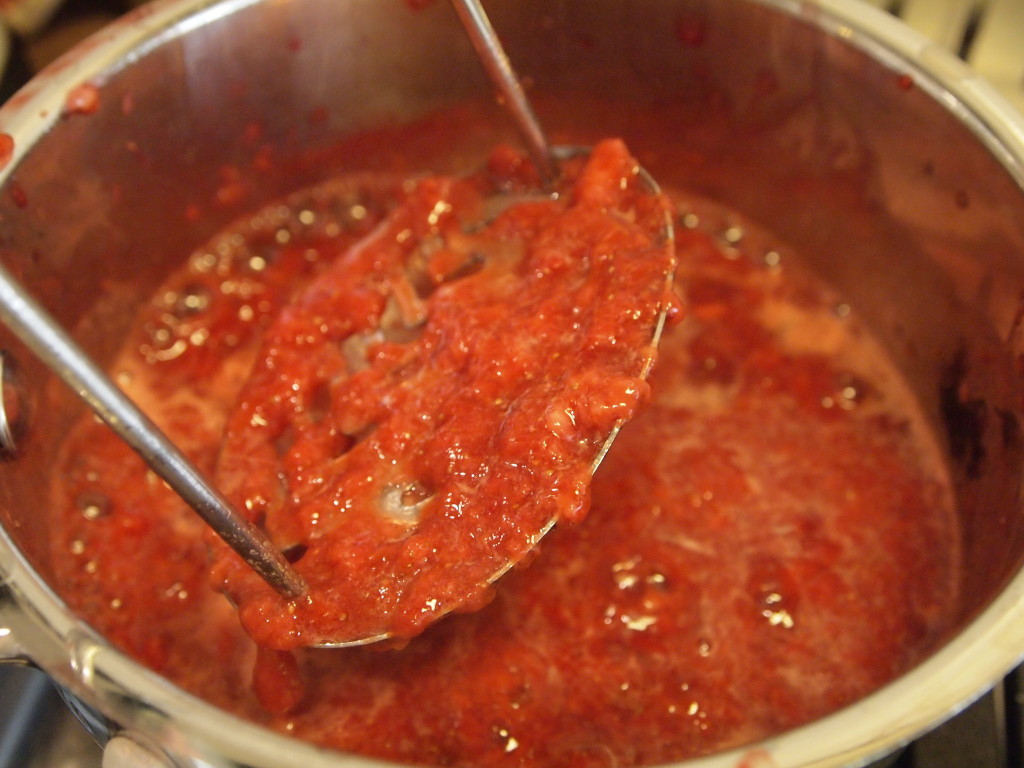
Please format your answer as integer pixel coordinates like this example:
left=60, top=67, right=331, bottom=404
left=0, top=261, right=305, bottom=599
left=449, top=0, right=556, bottom=182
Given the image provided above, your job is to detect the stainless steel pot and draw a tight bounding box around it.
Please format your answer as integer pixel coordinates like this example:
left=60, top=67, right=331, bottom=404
left=1, top=0, right=1024, bottom=766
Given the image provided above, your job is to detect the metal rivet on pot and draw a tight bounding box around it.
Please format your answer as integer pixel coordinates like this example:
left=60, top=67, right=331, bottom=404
left=102, top=734, right=178, bottom=768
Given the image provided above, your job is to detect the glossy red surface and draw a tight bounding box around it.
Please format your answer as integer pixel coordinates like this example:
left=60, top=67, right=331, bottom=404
left=49, top=119, right=958, bottom=766
left=211, top=139, right=675, bottom=651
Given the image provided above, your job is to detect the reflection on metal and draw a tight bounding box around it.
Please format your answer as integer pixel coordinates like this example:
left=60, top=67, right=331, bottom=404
left=0, top=353, right=20, bottom=457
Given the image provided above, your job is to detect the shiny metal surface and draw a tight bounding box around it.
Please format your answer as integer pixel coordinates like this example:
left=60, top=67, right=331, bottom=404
left=0, top=0, right=1022, bottom=767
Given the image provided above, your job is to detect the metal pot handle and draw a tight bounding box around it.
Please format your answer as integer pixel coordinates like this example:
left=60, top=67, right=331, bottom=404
left=102, top=734, right=179, bottom=768
left=0, top=625, right=25, bottom=665
left=0, top=636, right=177, bottom=768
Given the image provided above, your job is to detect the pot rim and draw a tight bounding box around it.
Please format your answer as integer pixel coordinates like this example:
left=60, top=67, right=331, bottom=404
left=0, top=0, right=1023, bottom=766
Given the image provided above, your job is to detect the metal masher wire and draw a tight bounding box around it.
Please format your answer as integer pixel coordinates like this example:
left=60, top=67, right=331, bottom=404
left=449, top=0, right=557, bottom=183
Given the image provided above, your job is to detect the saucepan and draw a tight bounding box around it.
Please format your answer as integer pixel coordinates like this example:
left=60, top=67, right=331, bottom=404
left=1, top=0, right=1024, bottom=766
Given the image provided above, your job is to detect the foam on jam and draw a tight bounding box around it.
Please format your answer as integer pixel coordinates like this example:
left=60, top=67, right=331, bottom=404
left=49, top=163, right=958, bottom=766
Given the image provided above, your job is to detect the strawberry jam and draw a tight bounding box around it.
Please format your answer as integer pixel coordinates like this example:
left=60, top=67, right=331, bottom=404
left=50, top=125, right=958, bottom=766
left=211, top=139, right=676, bottom=650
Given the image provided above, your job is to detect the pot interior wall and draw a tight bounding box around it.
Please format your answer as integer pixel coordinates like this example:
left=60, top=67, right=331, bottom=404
left=0, top=0, right=1022, bottom=639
